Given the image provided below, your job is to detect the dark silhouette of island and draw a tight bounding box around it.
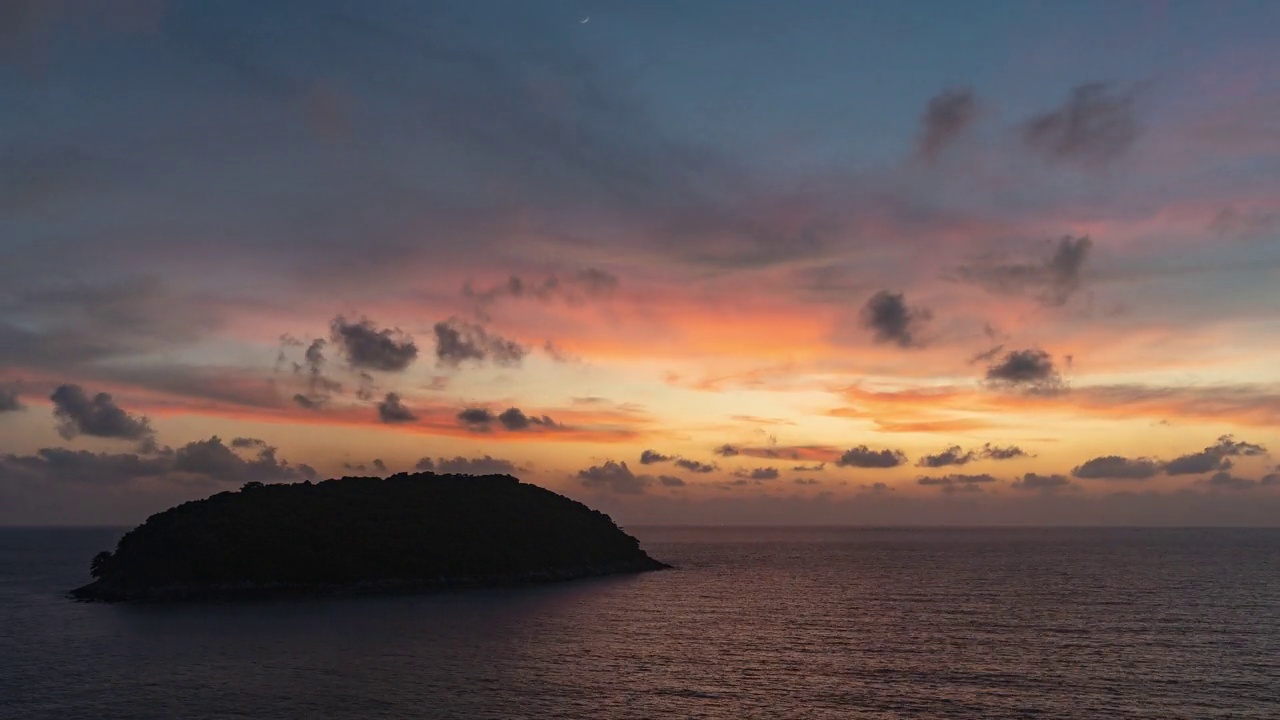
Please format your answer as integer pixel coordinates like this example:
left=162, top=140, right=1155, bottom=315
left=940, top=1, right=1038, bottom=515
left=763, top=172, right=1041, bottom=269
left=71, top=473, right=669, bottom=602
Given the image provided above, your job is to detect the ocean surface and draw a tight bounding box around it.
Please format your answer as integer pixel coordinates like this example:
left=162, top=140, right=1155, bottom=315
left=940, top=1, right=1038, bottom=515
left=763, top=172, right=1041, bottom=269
left=1, top=527, right=1278, bottom=719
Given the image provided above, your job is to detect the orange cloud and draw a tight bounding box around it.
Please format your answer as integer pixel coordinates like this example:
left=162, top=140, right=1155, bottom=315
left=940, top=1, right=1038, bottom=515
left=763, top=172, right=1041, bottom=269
left=830, top=382, right=1280, bottom=429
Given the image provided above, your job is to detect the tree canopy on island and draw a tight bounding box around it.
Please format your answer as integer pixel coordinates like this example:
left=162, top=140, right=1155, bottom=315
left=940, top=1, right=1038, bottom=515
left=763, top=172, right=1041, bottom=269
left=75, top=473, right=667, bottom=601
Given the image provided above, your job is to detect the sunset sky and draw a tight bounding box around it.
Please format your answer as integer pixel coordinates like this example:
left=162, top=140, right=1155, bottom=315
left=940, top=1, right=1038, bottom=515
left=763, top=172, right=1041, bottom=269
left=3, top=0, right=1280, bottom=525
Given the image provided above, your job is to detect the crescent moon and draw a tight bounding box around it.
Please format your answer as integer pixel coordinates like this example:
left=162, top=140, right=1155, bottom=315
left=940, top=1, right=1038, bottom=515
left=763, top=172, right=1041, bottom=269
left=580, top=16, right=589, bottom=24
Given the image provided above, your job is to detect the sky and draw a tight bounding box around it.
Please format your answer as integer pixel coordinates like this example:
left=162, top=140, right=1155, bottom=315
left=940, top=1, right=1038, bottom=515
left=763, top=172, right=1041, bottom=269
left=2, top=0, right=1280, bottom=526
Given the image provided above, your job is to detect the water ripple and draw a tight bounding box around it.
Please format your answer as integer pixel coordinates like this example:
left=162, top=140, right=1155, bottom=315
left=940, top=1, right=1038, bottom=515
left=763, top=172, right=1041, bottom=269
left=2, top=527, right=1278, bottom=719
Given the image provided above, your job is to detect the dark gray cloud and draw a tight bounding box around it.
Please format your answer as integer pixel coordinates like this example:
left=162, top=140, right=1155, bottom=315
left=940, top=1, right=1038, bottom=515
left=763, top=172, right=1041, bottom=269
left=276, top=333, right=304, bottom=356
left=1162, top=435, right=1267, bottom=476
left=794, top=478, right=821, bottom=486
left=456, top=406, right=557, bottom=432
left=1072, top=455, right=1160, bottom=480
left=437, top=455, right=519, bottom=475
left=541, top=340, right=581, bottom=364
left=0, top=447, right=169, bottom=485
left=172, top=436, right=316, bottom=484
left=916, top=445, right=976, bottom=468
left=980, top=444, right=1029, bottom=461
left=1045, top=237, right=1092, bottom=304
left=413, top=455, right=521, bottom=475
left=702, top=443, right=836, bottom=462
left=50, top=384, right=154, bottom=441
left=577, top=460, right=651, bottom=494
left=917, top=473, right=998, bottom=486
left=498, top=407, right=532, bottom=430
left=0, top=386, right=22, bottom=412
left=793, top=463, right=825, bottom=472
left=904, top=443, right=1025, bottom=466
left=674, top=458, right=717, bottom=474
left=861, top=290, right=931, bottom=348
left=172, top=439, right=242, bottom=476
left=968, top=344, right=1005, bottom=365
left=289, top=338, right=342, bottom=409
left=292, top=394, right=320, bottom=410
left=230, top=437, right=268, bottom=449
left=1010, top=473, right=1072, bottom=491
left=1200, top=472, right=1254, bottom=490
left=836, top=445, right=907, bottom=468
left=917, top=88, right=977, bottom=163
left=658, top=475, right=686, bottom=487
left=457, top=407, right=495, bottom=428
left=733, top=467, right=779, bottom=481
left=984, top=349, right=1064, bottom=393
left=916, top=474, right=997, bottom=492
left=0, top=434, right=314, bottom=487
left=372, top=459, right=387, bottom=473
left=302, top=339, right=333, bottom=382
left=330, top=316, right=419, bottom=372
left=376, top=392, right=417, bottom=424
left=355, top=372, right=376, bottom=401
left=433, top=318, right=527, bottom=368
left=640, top=449, right=672, bottom=465
left=955, top=236, right=1092, bottom=307
left=497, top=407, right=557, bottom=431
left=1022, top=83, right=1141, bottom=166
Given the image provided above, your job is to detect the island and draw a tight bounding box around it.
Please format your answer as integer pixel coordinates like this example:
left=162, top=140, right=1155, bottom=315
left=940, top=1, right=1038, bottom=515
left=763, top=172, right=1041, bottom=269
left=71, top=472, right=669, bottom=602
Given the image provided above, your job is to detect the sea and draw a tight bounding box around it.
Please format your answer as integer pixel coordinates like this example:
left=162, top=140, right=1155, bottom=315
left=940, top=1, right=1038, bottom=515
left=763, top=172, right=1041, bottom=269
left=1, top=527, right=1277, bottom=719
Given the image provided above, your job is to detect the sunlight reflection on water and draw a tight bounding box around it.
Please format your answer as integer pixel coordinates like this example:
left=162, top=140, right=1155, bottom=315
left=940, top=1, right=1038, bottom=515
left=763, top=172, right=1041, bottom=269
left=2, top=527, right=1278, bottom=719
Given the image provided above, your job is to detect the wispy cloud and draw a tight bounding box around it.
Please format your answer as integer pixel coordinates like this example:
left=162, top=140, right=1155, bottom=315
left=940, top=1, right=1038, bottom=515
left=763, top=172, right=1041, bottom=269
left=1021, top=83, right=1142, bottom=167
left=954, top=236, right=1092, bottom=307
left=916, top=88, right=977, bottom=163
left=0, top=385, right=22, bottom=412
